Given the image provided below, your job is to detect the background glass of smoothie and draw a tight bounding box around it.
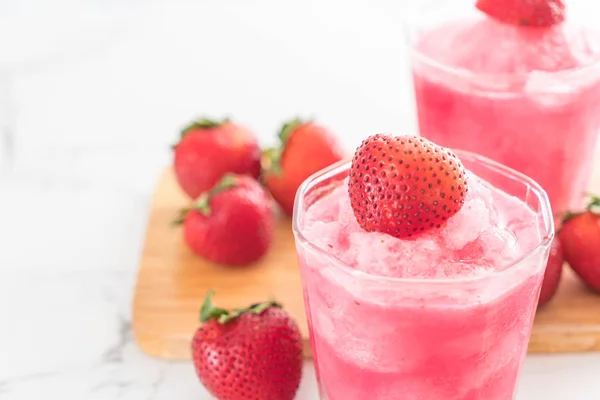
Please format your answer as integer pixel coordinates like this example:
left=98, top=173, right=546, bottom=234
left=405, top=0, right=600, bottom=215
left=292, top=150, right=553, bottom=400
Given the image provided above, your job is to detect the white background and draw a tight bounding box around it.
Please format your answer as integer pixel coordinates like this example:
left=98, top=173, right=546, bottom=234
left=0, top=1, right=599, bottom=399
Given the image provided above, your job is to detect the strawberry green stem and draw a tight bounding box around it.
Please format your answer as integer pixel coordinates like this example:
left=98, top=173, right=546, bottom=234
left=171, top=209, right=188, bottom=226
left=200, top=290, right=230, bottom=322
left=181, top=117, right=229, bottom=137
left=262, top=147, right=283, bottom=176
left=172, top=174, right=239, bottom=225
left=277, top=118, right=304, bottom=144
left=261, top=117, right=310, bottom=177
left=200, top=290, right=281, bottom=324
left=196, top=174, right=238, bottom=216
left=171, top=117, right=230, bottom=149
left=585, top=193, right=600, bottom=211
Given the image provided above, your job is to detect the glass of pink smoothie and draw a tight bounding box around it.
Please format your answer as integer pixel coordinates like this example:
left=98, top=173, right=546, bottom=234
left=292, top=150, right=553, bottom=400
left=405, top=0, right=600, bottom=215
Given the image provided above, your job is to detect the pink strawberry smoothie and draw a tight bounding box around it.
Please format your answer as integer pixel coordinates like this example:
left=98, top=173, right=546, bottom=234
left=296, top=164, right=550, bottom=400
left=410, top=13, right=600, bottom=215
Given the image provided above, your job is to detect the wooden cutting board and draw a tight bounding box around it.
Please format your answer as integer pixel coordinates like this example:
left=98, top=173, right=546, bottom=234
left=132, top=168, right=600, bottom=360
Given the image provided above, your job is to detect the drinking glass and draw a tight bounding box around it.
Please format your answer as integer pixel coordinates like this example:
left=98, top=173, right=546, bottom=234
left=292, top=152, right=553, bottom=400
left=404, top=0, right=600, bottom=215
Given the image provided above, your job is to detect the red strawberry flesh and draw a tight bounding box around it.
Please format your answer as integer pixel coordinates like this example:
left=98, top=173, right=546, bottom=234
left=173, top=118, right=261, bottom=199
left=177, top=174, right=274, bottom=266
left=537, top=238, right=563, bottom=307
left=263, top=118, right=345, bottom=215
left=348, top=134, right=468, bottom=239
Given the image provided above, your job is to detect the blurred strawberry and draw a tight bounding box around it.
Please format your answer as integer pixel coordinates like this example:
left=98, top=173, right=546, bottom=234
left=192, top=291, right=303, bottom=400
left=476, top=0, right=565, bottom=27
left=173, top=117, right=261, bottom=199
left=263, top=119, right=345, bottom=215
left=558, top=195, right=600, bottom=293
left=175, top=174, right=274, bottom=266
left=538, top=238, right=563, bottom=308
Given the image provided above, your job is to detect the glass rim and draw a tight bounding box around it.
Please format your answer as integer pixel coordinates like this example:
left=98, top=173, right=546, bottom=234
left=292, top=149, right=555, bottom=285
left=401, top=3, right=600, bottom=83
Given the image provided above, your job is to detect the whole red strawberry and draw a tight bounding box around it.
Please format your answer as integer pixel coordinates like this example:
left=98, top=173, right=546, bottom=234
left=558, top=195, right=600, bottom=293
left=348, top=134, right=468, bottom=239
left=476, top=0, right=565, bottom=27
left=537, top=238, right=563, bottom=308
left=175, top=174, right=274, bottom=266
left=263, top=118, right=345, bottom=215
left=192, top=291, right=303, bottom=400
left=173, top=117, right=261, bottom=199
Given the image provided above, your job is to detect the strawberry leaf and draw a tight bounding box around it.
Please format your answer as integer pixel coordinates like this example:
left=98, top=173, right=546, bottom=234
left=171, top=208, right=190, bottom=226
left=192, top=174, right=239, bottom=216
left=172, top=175, right=239, bottom=224
left=262, top=147, right=283, bottom=177
left=172, top=117, right=230, bottom=149
left=199, top=290, right=282, bottom=324
left=585, top=193, right=600, bottom=211
left=214, top=173, right=239, bottom=192
left=200, top=290, right=229, bottom=323
left=262, top=117, right=311, bottom=177
left=277, top=118, right=304, bottom=144
left=195, top=194, right=211, bottom=216
left=181, top=117, right=229, bottom=137
left=249, top=300, right=281, bottom=315
left=217, top=300, right=281, bottom=323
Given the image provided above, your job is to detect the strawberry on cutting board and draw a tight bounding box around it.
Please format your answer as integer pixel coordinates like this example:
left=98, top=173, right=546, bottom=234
left=348, top=134, right=468, bottom=239
left=173, top=117, right=262, bottom=199
left=538, top=238, right=564, bottom=308
left=559, top=196, right=600, bottom=293
left=192, top=291, right=303, bottom=400
left=175, top=174, right=274, bottom=266
left=476, top=0, right=565, bottom=27
left=263, top=118, right=345, bottom=215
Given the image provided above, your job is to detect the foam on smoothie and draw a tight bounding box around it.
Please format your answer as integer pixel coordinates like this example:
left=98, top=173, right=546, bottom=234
left=301, top=171, right=538, bottom=280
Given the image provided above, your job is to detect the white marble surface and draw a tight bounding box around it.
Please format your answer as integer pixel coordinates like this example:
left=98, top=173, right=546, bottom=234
left=1, top=1, right=600, bottom=399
